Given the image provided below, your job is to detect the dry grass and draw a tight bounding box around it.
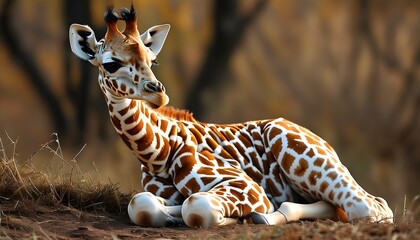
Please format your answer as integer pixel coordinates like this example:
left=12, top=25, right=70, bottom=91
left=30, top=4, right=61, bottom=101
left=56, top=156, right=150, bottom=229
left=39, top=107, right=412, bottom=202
left=0, top=133, right=419, bottom=239
left=0, top=133, right=130, bottom=214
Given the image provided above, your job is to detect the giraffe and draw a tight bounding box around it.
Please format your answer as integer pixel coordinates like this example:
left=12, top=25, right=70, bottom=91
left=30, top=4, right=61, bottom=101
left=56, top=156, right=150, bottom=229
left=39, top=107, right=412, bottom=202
left=69, top=5, right=393, bottom=228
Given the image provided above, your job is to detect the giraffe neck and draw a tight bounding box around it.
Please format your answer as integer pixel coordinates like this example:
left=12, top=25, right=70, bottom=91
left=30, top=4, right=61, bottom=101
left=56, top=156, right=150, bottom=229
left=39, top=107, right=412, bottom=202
left=102, top=87, right=175, bottom=174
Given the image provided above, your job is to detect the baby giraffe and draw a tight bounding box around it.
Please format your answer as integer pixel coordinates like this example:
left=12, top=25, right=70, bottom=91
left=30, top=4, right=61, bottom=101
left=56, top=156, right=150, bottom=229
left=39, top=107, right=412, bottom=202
left=69, top=4, right=393, bottom=228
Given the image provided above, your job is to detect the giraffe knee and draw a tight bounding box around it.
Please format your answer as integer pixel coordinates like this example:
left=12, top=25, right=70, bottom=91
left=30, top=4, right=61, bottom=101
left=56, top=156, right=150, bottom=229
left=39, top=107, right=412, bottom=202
left=345, top=197, right=393, bottom=223
left=182, top=193, right=224, bottom=228
left=374, top=197, right=394, bottom=223
left=128, top=192, right=170, bottom=227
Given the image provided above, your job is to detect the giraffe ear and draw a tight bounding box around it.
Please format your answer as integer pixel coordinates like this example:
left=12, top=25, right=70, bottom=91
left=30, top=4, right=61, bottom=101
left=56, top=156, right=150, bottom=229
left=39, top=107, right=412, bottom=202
left=69, top=24, right=100, bottom=66
left=140, top=24, right=170, bottom=56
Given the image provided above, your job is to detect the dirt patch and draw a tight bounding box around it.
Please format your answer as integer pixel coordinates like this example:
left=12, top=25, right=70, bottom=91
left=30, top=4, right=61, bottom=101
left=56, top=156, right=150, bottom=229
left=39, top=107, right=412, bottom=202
left=1, top=200, right=419, bottom=240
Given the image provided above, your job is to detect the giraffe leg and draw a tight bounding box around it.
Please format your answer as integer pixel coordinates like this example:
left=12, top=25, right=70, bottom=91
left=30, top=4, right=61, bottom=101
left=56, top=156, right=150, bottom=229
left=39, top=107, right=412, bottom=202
left=181, top=178, right=273, bottom=229
left=265, top=120, right=394, bottom=223
left=251, top=201, right=339, bottom=225
left=181, top=192, right=238, bottom=228
left=128, top=192, right=183, bottom=227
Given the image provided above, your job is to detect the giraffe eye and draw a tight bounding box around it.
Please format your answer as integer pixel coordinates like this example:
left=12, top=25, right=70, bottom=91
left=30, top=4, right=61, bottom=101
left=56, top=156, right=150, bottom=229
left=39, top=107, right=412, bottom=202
left=103, top=61, right=123, bottom=73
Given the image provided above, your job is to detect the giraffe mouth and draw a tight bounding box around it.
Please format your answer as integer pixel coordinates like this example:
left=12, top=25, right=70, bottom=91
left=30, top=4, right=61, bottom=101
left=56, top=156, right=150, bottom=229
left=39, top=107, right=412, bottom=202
left=141, top=92, right=169, bottom=108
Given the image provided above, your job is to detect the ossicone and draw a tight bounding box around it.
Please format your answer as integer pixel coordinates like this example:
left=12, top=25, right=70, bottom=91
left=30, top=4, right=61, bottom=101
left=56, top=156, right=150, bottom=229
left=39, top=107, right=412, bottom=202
left=121, top=2, right=140, bottom=38
left=104, top=5, right=122, bottom=38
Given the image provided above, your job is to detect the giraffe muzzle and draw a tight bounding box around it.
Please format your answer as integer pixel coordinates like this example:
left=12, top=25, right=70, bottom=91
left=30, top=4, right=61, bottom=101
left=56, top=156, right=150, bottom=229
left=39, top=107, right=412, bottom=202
left=144, top=81, right=166, bottom=93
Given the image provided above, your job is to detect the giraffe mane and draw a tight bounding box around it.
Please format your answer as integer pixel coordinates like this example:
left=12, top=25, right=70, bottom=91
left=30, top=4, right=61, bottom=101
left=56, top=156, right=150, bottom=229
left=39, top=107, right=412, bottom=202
left=155, top=106, right=196, bottom=122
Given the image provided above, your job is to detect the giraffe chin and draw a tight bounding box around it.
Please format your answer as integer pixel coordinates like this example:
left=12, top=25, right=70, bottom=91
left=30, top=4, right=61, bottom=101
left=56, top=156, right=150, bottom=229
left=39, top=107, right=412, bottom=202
left=141, top=94, right=169, bottom=109
left=145, top=101, right=163, bottom=109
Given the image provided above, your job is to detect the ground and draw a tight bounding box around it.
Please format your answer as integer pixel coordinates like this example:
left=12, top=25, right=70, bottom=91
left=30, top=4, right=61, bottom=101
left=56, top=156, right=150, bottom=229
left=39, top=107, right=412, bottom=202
left=0, top=150, right=418, bottom=239
left=1, top=199, right=419, bottom=240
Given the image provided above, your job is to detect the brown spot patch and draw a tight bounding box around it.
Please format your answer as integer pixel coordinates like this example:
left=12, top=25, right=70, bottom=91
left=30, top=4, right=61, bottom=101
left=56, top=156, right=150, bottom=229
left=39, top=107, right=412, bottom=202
left=174, top=157, right=194, bottom=184
left=305, top=134, right=319, bottom=145
left=231, top=189, right=246, bottom=202
left=130, top=100, right=137, bottom=108
left=345, top=192, right=351, bottom=199
left=245, top=166, right=263, bottom=183
left=201, top=176, right=217, bottom=186
left=336, top=207, right=348, bottom=222
left=187, top=214, right=204, bottom=227
left=121, top=83, right=126, bottom=91
left=268, top=127, right=283, bottom=141
left=308, top=171, right=322, bottom=185
left=313, top=158, right=324, bottom=167
left=325, top=142, right=335, bottom=153
left=306, top=148, right=315, bottom=158
left=135, top=124, right=154, bottom=151
left=160, top=120, right=169, bottom=133
left=287, top=133, right=307, bottom=155
left=208, top=126, right=226, bottom=141
left=127, top=125, right=141, bottom=136
left=185, top=179, right=201, bottom=193
left=281, top=152, right=295, bottom=174
left=136, top=212, right=152, bottom=227
left=119, top=106, right=129, bottom=116
left=294, top=159, right=309, bottom=177
left=319, top=181, right=329, bottom=193
left=111, top=115, right=121, bottom=131
left=146, top=184, right=159, bottom=194
left=327, top=171, right=338, bottom=181
left=206, top=138, right=219, bottom=150
left=328, top=191, right=335, bottom=201
left=267, top=127, right=283, bottom=156
left=316, top=147, right=326, bottom=155
left=125, top=110, right=139, bottom=124
left=150, top=113, right=158, bottom=125
left=324, top=162, right=335, bottom=171
left=283, top=122, right=300, bottom=133
left=238, top=136, right=252, bottom=151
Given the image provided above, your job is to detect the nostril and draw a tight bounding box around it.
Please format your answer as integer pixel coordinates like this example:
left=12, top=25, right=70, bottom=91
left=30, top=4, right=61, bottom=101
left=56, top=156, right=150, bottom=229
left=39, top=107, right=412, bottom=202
left=144, top=81, right=165, bottom=93
left=158, top=82, right=165, bottom=92
left=144, top=82, right=158, bottom=93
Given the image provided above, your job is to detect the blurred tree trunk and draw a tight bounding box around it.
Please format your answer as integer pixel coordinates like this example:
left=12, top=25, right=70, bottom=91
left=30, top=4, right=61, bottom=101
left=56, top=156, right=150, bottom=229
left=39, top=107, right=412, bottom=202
left=63, top=0, right=92, bottom=140
left=356, top=0, right=420, bottom=198
left=185, top=0, right=267, bottom=119
left=0, top=0, right=67, bottom=134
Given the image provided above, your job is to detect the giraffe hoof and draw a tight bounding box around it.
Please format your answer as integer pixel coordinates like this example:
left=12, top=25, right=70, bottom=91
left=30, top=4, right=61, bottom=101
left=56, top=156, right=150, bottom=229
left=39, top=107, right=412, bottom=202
left=250, top=212, right=269, bottom=225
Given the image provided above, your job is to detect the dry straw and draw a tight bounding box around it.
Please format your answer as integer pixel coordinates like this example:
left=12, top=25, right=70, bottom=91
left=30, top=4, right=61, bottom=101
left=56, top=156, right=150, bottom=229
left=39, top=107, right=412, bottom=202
left=0, top=132, right=130, bottom=214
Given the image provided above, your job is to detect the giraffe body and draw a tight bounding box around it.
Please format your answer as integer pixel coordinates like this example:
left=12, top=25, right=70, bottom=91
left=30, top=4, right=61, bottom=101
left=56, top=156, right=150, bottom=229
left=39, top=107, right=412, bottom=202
left=69, top=5, right=393, bottom=228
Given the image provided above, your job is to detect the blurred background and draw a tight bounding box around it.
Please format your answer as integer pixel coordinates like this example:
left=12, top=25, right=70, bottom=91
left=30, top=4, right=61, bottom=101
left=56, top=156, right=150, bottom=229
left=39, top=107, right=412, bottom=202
left=0, top=0, right=419, bottom=216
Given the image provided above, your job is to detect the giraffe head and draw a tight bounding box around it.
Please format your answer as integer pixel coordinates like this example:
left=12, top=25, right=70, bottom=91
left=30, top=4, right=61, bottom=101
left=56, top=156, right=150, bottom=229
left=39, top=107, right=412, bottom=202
left=69, top=4, right=170, bottom=108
